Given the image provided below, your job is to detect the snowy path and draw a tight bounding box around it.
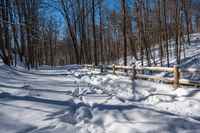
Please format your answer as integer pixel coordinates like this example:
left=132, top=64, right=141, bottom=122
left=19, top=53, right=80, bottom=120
left=1, top=65, right=200, bottom=133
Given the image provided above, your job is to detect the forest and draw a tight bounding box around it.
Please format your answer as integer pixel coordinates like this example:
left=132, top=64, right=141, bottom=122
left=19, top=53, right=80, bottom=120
left=0, top=0, right=200, bottom=68
left=2, top=1, right=200, bottom=133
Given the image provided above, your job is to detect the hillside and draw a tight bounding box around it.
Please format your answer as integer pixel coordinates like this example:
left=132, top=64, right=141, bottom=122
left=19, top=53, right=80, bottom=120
left=116, top=33, right=200, bottom=68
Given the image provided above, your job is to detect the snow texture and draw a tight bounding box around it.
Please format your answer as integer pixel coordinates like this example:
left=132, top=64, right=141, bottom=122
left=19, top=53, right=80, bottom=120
left=0, top=33, right=200, bottom=133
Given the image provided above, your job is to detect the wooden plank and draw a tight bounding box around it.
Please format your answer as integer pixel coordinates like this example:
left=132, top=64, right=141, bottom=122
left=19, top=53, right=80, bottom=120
left=115, top=66, right=132, bottom=70
left=107, top=65, right=175, bottom=72
left=135, top=74, right=173, bottom=83
left=180, top=69, right=200, bottom=74
left=179, top=79, right=200, bottom=86
left=135, top=66, right=174, bottom=72
left=87, top=65, right=200, bottom=75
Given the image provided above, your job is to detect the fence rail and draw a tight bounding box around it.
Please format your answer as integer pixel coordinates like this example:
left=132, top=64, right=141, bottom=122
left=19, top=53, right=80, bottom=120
left=84, top=64, right=200, bottom=90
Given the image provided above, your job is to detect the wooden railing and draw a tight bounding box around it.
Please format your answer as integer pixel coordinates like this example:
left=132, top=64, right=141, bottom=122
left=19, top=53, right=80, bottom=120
left=84, top=64, right=200, bottom=90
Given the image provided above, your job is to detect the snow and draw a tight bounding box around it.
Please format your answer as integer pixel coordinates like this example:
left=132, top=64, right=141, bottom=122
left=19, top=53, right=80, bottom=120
left=0, top=33, right=200, bottom=133
left=0, top=63, right=200, bottom=133
left=114, top=33, right=200, bottom=69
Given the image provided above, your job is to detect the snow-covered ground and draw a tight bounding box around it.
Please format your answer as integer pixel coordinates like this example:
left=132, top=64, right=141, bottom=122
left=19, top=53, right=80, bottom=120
left=0, top=33, right=200, bottom=133
left=0, top=63, right=200, bottom=133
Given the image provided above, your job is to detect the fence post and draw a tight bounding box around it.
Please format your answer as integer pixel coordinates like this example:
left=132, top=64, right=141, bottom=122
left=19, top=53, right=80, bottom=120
left=173, top=65, right=180, bottom=90
left=100, top=65, right=103, bottom=73
left=92, top=64, right=95, bottom=70
left=132, top=65, right=136, bottom=79
left=112, top=64, right=116, bottom=75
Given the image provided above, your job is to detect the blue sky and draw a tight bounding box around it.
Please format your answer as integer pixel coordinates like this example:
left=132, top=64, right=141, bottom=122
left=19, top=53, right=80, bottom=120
left=44, top=0, right=122, bottom=39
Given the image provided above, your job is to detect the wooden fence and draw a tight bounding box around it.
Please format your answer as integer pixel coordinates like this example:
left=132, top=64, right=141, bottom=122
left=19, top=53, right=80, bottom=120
left=84, top=64, right=200, bottom=90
